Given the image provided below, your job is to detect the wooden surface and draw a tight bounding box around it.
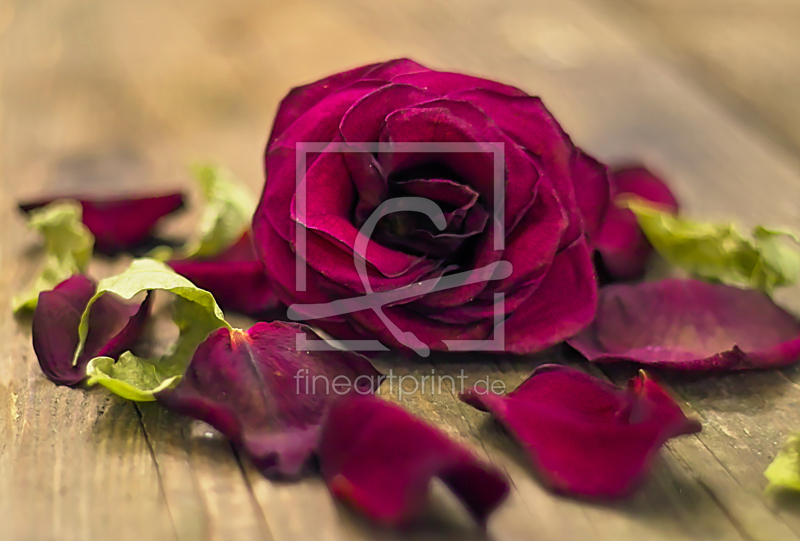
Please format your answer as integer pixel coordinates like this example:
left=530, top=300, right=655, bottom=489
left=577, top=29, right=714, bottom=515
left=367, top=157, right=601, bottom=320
left=3, top=0, right=800, bottom=539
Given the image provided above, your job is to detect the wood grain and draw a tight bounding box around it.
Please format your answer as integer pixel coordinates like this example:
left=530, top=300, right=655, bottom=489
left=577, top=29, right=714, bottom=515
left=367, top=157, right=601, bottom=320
left=3, top=0, right=800, bottom=539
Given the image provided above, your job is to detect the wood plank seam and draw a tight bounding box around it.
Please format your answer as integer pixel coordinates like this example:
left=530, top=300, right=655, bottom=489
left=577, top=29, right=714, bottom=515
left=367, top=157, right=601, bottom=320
left=132, top=403, right=182, bottom=541
left=229, top=446, right=276, bottom=541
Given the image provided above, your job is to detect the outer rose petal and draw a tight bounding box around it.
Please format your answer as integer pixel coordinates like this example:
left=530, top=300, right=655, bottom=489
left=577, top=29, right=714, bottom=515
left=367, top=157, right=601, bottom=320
left=269, top=59, right=428, bottom=144
left=460, top=365, right=701, bottom=498
left=264, top=80, right=389, bottom=242
left=252, top=206, right=373, bottom=341
left=391, top=70, right=527, bottom=97
left=168, top=232, right=279, bottom=317
left=156, top=322, right=383, bottom=478
left=319, top=395, right=510, bottom=526
left=20, top=193, right=185, bottom=254
left=503, top=237, right=598, bottom=354
left=568, top=279, right=800, bottom=371
left=570, top=150, right=612, bottom=245
left=595, top=165, right=680, bottom=280
left=32, top=275, right=151, bottom=386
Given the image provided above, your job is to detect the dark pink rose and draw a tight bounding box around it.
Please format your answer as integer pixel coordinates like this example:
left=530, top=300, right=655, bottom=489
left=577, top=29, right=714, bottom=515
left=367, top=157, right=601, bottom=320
left=253, top=59, right=610, bottom=353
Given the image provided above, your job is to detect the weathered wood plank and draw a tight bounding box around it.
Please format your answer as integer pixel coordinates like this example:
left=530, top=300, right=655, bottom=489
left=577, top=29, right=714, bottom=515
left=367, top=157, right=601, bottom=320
left=1, top=0, right=261, bottom=539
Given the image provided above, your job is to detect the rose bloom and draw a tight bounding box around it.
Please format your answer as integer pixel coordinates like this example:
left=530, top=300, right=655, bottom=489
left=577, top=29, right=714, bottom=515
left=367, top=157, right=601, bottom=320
left=253, top=59, right=610, bottom=353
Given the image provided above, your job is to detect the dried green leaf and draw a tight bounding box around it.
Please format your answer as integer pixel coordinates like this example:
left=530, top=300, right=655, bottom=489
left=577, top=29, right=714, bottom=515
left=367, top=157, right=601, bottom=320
left=765, top=434, right=800, bottom=493
left=625, top=198, right=800, bottom=293
left=79, top=258, right=231, bottom=401
left=12, top=201, right=94, bottom=312
left=152, top=164, right=255, bottom=263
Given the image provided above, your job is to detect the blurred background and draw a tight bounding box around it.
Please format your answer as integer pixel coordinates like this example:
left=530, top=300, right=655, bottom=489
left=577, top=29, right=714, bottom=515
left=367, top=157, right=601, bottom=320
left=3, top=0, right=800, bottom=227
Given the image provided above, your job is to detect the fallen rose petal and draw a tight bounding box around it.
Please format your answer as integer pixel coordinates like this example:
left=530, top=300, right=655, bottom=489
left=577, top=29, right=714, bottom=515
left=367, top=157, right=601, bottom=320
left=168, top=232, right=279, bottom=317
left=319, top=395, right=509, bottom=526
left=32, top=275, right=151, bottom=386
left=460, top=365, right=700, bottom=498
left=595, top=165, right=679, bottom=280
left=20, top=193, right=185, bottom=254
left=157, top=321, right=383, bottom=478
left=568, top=279, right=800, bottom=371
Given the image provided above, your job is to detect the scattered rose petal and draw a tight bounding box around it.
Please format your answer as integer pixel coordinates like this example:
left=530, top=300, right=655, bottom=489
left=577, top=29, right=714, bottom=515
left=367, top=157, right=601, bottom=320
left=568, top=279, right=800, bottom=371
left=319, top=395, right=510, bottom=526
left=460, top=365, right=700, bottom=498
left=595, top=165, right=679, bottom=280
left=20, top=193, right=185, bottom=254
left=168, top=232, right=279, bottom=317
left=157, top=322, right=383, bottom=478
left=32, top=275, right=151, bottom=386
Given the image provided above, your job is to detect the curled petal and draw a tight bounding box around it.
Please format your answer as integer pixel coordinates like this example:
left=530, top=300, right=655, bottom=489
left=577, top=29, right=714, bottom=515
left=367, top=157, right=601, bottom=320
left=568, top=279, right=800, bottom=371
left=157, top=322, right=383, bottom=478
left=319, top=395, right=509, bottom=526
left=32, top=275, right=151, bottom=386
left=460, top=365, right=700, bottom=498
left=595, top=166, right=679, bottom=280
left=20, top=193, right=185, bottom=254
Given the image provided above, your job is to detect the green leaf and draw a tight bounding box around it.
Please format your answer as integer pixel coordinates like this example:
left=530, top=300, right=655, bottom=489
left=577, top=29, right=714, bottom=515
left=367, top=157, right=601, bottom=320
left=86, top=353, right=182, bottom=402
left=624, top=198, right=800, bottom=293
left=765, top=434, right=800, bottom=493
left=12, top=201, right=94, bottom=312
left=157, top=164, right=255, bottom=262
left=78, top=258, right=231, bottom=401
left=188, top=164, right=255, bottom=258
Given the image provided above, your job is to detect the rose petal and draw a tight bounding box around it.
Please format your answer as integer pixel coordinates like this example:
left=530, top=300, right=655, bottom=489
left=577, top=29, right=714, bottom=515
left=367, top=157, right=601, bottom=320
left=571, top=150, right=612, bottom=246
left=448, top=89, right=609, bottom=248
left=392, top=70, right=527, bottom=98
left=568, top=279, right=800, bottom=371
left=156, top=321, right=383, bottom=478
left=319, top=395, right=510, bottom=526
left=372, top=178, right=489, bottom=256
left=460, top=365, right=701, bottom=498
left=168, top=232, right=279, bottom=317
left=292, top=151, right=436, bottom=279
left=379, top=99, right=540, bottom=230
left=270, top=59, right=429, bottom=145
left=503, top=236, right=598, bottom=354
left=32, top=275, right=151, bottom=386
left=264, top=80, right=389, bottom=242
left=20, top=193, right=185, bottom=254
left=596, top=166, right=679, bottom=280
left=339, top=83, right=438, bottom=223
